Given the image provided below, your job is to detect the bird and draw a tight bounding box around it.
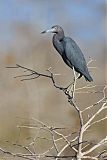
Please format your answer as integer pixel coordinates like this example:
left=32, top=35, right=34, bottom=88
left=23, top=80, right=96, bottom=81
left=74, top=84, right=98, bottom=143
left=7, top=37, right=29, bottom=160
left=41, top=25, right=93, bottom=82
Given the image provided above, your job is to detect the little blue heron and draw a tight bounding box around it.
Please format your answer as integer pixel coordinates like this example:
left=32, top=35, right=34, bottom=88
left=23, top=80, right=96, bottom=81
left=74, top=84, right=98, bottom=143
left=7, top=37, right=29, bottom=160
left=41, top=25, right=93, bottom=82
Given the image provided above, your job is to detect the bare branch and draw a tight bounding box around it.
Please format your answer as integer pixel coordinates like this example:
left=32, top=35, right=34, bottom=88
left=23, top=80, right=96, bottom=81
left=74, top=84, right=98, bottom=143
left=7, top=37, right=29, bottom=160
left=82, top=85, right=107, bottom=112
left=88, top=116, right=107, bottom=128
left=96, top=149, right=107, bottom=158
left=0, top=147, right=36, bottom=160
left=83, top=136, right=107, bottom=155
left=84, top=103, right=107, bottom=131
left=5, top=63, right=107, bottom=160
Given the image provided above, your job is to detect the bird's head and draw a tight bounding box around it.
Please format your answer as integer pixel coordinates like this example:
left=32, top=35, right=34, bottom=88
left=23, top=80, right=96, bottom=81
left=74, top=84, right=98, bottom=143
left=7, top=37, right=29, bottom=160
left=41, top=25, right=63, bottom=34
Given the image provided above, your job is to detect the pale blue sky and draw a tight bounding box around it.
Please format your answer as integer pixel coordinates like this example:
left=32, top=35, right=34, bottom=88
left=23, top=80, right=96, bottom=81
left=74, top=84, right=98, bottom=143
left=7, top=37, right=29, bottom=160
left=0, top=0, right=105, bottom=52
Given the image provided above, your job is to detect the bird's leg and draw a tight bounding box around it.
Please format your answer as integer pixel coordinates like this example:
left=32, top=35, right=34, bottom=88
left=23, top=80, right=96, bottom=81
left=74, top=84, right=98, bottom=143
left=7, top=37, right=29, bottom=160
left=65, top=68, right=78, bottom=99
left=69, top=67, right=77, bottom=99
left=64, top=81, right=74, bottom=96
left=65, top=83, right=72, bottom=94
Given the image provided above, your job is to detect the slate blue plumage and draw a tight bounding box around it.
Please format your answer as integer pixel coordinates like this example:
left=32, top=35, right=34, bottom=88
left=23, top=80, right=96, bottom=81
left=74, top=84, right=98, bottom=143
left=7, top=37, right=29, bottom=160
left=41, top=25, right=93, bottom=82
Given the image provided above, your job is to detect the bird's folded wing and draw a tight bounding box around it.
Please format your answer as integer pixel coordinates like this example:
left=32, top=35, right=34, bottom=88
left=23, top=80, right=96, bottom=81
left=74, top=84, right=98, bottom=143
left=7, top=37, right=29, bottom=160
left=63, top=37, right=87, bottom=74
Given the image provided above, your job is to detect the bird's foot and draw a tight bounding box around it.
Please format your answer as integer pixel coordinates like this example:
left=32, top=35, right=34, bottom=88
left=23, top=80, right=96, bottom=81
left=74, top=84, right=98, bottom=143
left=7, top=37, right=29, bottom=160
left=65, top=87, right=73, bottom=97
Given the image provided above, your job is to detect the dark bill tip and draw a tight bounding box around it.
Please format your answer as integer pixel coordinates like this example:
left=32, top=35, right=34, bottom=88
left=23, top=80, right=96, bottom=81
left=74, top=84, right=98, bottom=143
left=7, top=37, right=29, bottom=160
left=41, top=30, right=46, bottom=34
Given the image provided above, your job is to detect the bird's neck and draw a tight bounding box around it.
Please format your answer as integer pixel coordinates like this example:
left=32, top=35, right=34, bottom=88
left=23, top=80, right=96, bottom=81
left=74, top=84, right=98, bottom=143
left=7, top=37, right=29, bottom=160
left=52, top=31, right=65, bottom=56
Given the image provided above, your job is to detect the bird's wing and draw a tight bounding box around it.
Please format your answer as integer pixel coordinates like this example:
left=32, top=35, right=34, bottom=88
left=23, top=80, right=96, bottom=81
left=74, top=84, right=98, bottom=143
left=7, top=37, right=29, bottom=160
left=63, top=37, right=88, bottom=74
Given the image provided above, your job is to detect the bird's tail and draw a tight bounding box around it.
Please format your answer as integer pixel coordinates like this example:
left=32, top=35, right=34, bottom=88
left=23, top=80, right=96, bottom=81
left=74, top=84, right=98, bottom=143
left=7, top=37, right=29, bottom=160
left=84, top=72, right=93, bottom=82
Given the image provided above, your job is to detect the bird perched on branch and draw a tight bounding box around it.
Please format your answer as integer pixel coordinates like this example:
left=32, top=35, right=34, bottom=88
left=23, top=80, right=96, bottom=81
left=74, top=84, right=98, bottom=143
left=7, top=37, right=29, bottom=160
left=41, top=25, right=93, bottom=82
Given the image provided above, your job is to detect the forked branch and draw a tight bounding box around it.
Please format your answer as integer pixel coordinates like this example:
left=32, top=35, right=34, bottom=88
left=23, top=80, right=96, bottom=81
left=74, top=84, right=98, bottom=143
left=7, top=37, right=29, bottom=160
left=2, top=63, right=106, bottom=160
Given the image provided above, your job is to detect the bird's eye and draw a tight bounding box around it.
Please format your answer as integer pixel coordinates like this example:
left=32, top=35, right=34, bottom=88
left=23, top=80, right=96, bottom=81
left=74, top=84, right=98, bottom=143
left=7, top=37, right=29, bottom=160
left=54, top=27, right=57, bottom=30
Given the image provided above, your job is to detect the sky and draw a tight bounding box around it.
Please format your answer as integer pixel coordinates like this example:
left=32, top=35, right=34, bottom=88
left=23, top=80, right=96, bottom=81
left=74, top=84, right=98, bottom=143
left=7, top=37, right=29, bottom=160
left=0, top=0, right=105, bottom=52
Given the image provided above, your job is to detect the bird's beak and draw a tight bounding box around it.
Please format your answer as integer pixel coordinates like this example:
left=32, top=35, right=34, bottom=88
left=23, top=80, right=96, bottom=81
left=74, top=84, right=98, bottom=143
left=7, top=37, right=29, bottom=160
left=41, top=28, right=56, bottom=34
